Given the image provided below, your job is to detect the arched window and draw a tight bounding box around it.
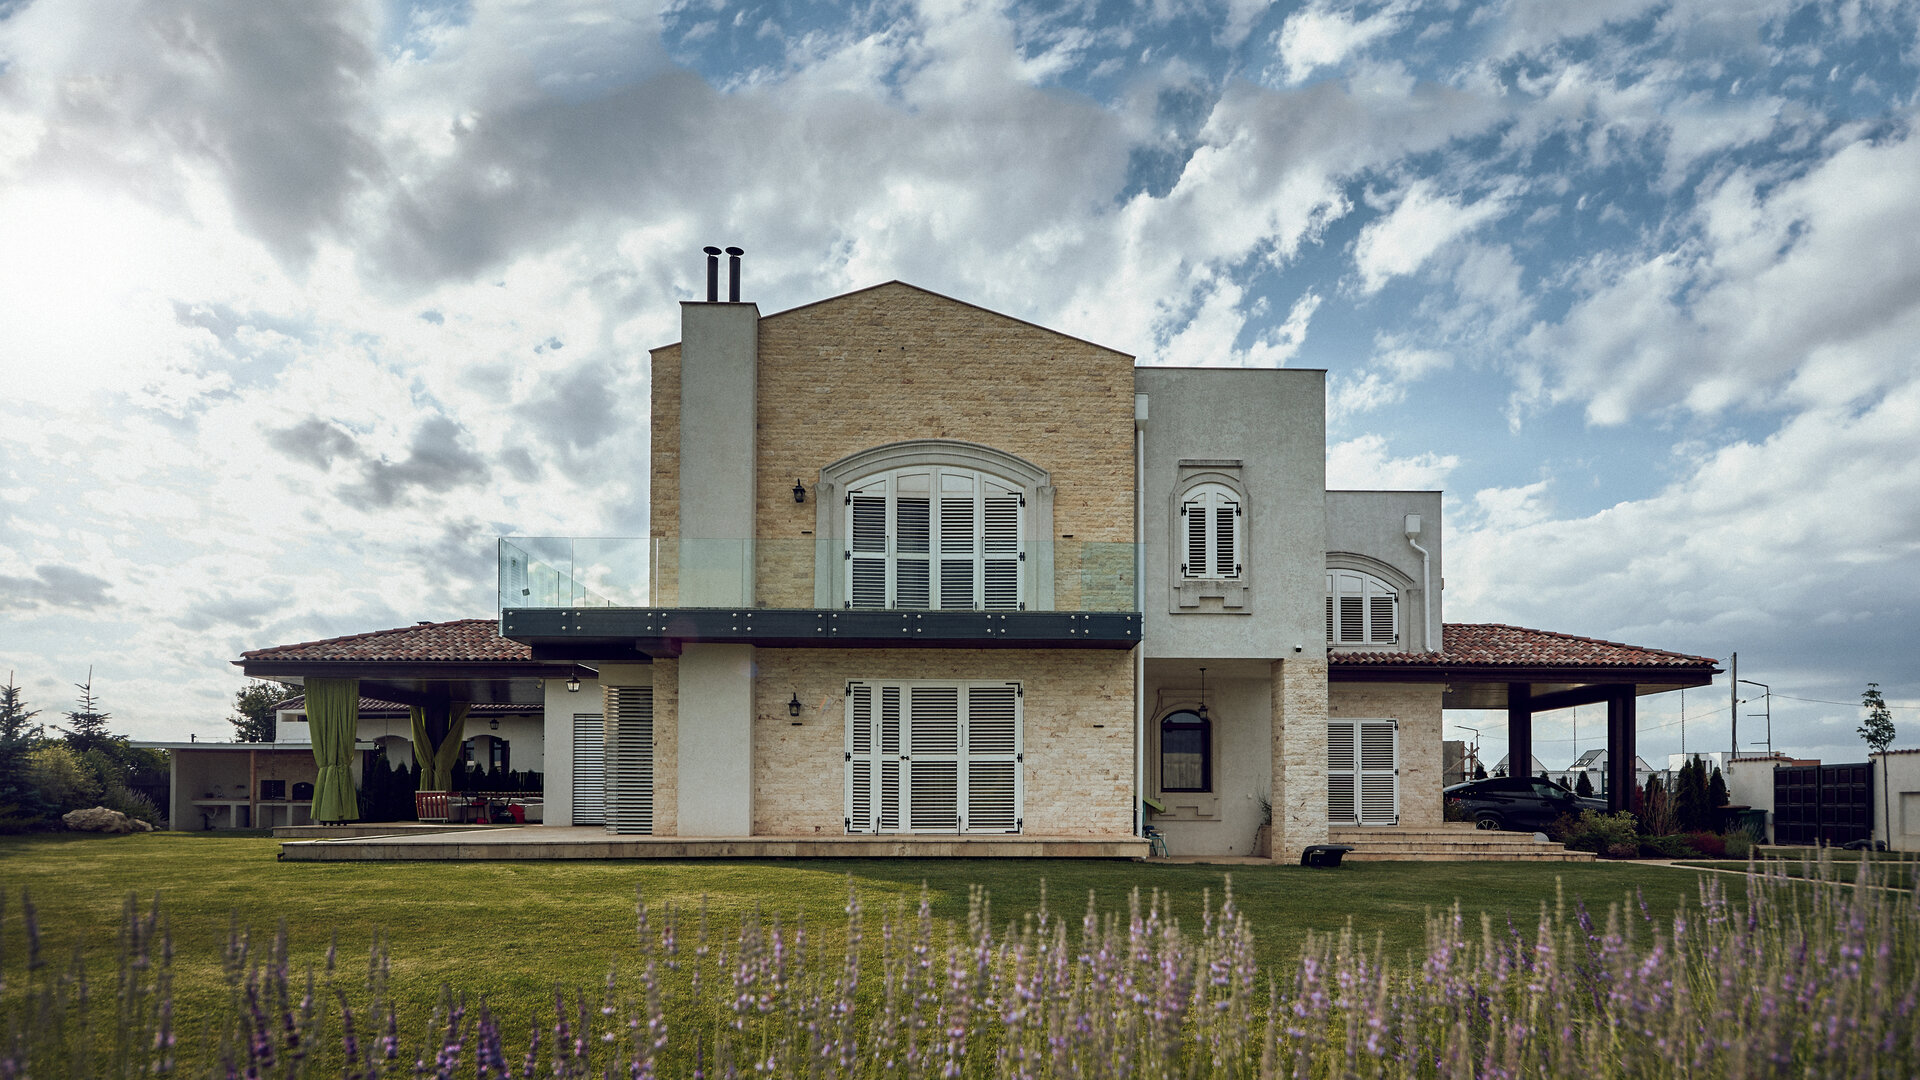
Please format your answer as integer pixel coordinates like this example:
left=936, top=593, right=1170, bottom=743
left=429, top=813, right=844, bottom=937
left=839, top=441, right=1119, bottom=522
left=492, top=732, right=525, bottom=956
left=1180, top=483, right=1240, bottom=580
left=1326, top=569, right=1398, bottom=645
left=845, top=465, right=1024, bottom=610
left=1159, top=710, right=1211, bottom=792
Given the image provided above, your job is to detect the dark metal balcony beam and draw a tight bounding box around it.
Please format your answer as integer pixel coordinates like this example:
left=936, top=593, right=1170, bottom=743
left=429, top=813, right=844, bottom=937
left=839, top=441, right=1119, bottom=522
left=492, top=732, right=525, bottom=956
left=503, top=607, right=1140, bottom=659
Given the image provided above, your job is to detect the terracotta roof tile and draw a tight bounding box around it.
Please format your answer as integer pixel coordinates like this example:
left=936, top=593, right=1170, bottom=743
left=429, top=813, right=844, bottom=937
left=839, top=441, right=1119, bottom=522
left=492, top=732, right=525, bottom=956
left=240, top=620, right=531, bottom=663
left=274, top=695, right=537, bottom=716
left=1332, top=623, right=1719, bottom=669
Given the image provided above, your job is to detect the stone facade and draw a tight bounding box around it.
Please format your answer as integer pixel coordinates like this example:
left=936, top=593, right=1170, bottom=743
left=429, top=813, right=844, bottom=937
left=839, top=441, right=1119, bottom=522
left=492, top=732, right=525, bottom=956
left=1328, top=681, right=1444, bottom=826
left=1270, top=657, right=1330, bottom=860
left=744, top=648, right=1134, bottom=837
left=651, top=283, right=1137, bottom=609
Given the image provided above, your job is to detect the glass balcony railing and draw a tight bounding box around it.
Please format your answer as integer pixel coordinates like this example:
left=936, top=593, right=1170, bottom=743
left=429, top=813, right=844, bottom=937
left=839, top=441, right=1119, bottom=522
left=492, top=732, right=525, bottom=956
left=498, top=538, right=1141, bottom=613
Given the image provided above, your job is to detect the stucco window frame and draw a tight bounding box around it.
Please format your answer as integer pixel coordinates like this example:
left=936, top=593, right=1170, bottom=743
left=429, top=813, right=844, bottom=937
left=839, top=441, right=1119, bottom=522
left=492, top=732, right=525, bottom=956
left=1325, top=553, right=1417, bottom=653
left=815, top=440, right=1054, bottom=610
left=1168, top=461, right=1251, bottom=614
left=1157, top=708, right=1212, bottom=793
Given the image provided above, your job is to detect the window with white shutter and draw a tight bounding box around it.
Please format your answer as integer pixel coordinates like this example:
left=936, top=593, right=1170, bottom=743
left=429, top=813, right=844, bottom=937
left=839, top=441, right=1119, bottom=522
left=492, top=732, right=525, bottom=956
left=1327, top=719, right=1398, bottom=825
left=843, top=467, right=1025, bottom=610
left=845, top=679, right=1023, bottom=834
left=570, top=712, right=605, bottom=826
left=1179, top=483, right=1240, bottom=580
left=603, top=687, right=654, bottom=834
left=1325, top=569, right=1398, bottom=645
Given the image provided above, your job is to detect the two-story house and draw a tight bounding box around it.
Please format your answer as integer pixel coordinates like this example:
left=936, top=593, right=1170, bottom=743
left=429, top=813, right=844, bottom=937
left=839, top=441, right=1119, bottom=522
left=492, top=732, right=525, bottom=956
left=243, top=256, right=1720, bottom=861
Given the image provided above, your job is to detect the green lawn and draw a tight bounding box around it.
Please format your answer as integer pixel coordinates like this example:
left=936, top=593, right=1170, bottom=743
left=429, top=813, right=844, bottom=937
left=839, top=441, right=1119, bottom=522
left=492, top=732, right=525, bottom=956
left=1679, top=853, right=1919, bottom=890
left=1, top=832, right=1730, bottom=1036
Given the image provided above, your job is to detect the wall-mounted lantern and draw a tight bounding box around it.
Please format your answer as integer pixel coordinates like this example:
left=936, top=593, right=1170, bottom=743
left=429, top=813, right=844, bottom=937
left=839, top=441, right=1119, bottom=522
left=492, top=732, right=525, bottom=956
left=788, top=692, right=804, bottom=718
left=566, top=676, right=581, bottom=693
left=793, top=480, right=808, bottom=504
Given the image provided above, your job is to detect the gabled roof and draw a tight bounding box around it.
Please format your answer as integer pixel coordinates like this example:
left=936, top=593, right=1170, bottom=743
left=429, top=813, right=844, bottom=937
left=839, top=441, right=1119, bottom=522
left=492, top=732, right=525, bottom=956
left=1332, top=623, right=1719, bottom=670
left=652, top=280, right=1134, bottom=358
left=240, top=620, right=532, bottom=663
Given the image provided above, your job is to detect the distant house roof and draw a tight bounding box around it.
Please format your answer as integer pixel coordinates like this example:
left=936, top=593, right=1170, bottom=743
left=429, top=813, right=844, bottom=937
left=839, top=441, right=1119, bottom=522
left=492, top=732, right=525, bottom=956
left=274, top=695, right=536, bottom=717
left=1332, top=623, right=1719, bottom=670
left=241, top=619, right=532, bottom=663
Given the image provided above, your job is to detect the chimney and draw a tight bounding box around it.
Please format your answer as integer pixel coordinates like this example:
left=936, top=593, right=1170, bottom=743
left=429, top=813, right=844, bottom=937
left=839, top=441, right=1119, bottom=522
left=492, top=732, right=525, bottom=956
left=678, top=245, right=760, bottom=605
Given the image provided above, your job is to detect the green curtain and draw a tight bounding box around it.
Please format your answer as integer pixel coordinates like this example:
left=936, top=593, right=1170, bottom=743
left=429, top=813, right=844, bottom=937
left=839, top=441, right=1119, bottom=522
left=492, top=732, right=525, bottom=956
left=307, top=678, right=361, bottom=823
left=410, top=704, right=470, bottom=791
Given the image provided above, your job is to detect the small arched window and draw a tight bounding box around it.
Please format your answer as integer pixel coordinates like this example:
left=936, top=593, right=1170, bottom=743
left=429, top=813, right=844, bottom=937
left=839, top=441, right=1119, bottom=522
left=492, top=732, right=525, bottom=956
left=1326, top=569, right=1398, bottom=645
left=1180, top=483, right=1240, bottom=580
left=1159, top=710, right=1211, bottom=792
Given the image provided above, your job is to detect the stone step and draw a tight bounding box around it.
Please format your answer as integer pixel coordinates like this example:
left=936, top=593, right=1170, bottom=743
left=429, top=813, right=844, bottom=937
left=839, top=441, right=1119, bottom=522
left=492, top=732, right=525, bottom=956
left=1328, top=825, right=1595, bottom=862
left=1343, top=849, right=1596, bottom=862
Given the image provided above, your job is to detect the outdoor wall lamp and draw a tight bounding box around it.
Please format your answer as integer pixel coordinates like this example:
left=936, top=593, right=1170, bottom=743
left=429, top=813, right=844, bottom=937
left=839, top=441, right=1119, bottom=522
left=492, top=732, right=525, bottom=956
left=566, top=676, right=581, bottom=693
left=788, top=692, right=804, bottom=718
left=793, top=480, right=808, bottom=503
left=489, top=717, right=499, bottom=731
left=1196, top=667, right=1209, bottom=721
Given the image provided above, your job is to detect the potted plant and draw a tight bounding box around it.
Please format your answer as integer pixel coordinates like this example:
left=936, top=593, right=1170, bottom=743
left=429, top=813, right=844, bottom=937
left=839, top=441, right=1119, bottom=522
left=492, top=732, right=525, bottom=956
left=1254, top=796, right=1272, bottom=858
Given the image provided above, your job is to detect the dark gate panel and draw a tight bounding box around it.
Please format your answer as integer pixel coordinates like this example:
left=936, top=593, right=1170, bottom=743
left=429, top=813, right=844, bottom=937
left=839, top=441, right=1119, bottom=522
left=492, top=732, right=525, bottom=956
left=1774, top=763, right=1873, bottom=846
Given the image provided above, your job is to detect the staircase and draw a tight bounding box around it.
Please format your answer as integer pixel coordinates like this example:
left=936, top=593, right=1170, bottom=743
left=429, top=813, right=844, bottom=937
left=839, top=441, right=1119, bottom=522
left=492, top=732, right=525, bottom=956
left=1329, top=823, right=1596, bottom=862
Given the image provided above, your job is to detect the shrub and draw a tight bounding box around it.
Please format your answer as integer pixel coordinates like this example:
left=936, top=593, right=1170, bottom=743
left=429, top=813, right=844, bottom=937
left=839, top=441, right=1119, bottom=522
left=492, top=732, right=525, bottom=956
left=1640, top=834, right=1701, bottom=858
left=1723, top=830, right=1754, bottom=859
left=100, top=781, right=162, bottom=825
left=1550, top=809, right=1638, bottom=856
left=1683, top=831, right=1726, bottom=858
left=26, top=744, right=101, bottom=813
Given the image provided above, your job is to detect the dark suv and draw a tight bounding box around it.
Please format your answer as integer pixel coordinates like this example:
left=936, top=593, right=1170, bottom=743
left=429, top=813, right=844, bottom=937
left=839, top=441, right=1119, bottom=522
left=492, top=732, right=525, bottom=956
left=1443, top=777, right=1606, bottom=832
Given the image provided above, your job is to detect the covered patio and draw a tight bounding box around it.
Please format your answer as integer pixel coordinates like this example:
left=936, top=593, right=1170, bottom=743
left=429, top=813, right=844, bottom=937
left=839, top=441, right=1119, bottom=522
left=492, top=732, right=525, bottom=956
left=1333, top=623, right=1722, bottom=812
left=237, top=620, right=594, bottom=824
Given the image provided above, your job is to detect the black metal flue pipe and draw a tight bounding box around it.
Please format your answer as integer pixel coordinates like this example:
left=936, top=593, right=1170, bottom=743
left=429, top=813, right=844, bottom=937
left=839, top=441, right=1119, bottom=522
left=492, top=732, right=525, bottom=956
left=726, top=246, right=744, bottom=302
left=703, top=246, right=722, bottom=302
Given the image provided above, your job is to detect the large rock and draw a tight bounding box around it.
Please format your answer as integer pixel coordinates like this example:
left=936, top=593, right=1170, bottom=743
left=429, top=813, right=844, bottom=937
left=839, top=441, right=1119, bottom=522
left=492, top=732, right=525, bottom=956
left=62, top=807, right=154, bottom=834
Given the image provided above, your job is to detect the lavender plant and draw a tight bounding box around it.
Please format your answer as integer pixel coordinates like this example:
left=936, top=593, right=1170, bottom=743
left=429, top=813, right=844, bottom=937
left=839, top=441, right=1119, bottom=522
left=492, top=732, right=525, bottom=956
left=2, top=857, right=1916, bottom=1079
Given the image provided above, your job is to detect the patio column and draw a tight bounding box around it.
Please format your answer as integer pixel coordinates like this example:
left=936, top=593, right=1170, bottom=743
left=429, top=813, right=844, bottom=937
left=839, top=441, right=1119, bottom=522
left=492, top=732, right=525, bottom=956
left=1269, top=657, right=1329, bottom=863
left=1606, top=686, right=1637, bottom=813
left=1507, top=683, right=1533, bottom=779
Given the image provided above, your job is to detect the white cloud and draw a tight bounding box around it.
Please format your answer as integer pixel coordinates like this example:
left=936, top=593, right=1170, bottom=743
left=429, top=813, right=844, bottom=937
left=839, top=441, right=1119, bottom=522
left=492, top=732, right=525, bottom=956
left=1352, top=179, right=1510, bottom=294
left=1273, top=1, right=1405, bottom=85
left=1326, top=434, right=1459, bottom=489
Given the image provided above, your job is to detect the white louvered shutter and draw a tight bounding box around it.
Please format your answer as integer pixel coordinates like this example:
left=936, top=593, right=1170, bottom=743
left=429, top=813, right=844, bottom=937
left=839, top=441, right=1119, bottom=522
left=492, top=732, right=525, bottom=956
left=906, top=684, right=960, bottom=830
left=982, top=480, right=1021, bottom=611
left=963, top=684, right=1022, bottom=832
left=1184, top=498, right=1208, bottom=578
left=1358, top=720, right=1399, bottom=824
left=1216, top=501, right=1239, bottom=578
left=570, top=712, right=605, bottom=826
left=1326, top=720, right=1357, bottom=825
left=845, top=684, right=875, bottom=833
left=878, top=685, right=903, bottom=831
left=1327, top=570, right=1399, bottom=645
left=937, top=473, right=977, bottom=610
left=1181, top=485, right=1240, bottom=578
left=895, top=474, right=932, bottom=609
left=603, top=687, right=654, bottom=834
left=849, top=483, right=888, bottom=609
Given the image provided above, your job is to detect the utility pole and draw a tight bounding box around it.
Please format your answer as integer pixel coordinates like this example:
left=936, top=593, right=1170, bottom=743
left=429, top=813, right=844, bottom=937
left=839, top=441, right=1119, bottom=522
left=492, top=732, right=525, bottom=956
left=1730, top=652, right=1738, bottom=759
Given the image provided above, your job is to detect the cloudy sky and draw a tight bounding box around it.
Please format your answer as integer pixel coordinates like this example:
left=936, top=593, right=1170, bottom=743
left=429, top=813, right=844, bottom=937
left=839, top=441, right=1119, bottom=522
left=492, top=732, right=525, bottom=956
left=1, top=0, right=1915, bottom=767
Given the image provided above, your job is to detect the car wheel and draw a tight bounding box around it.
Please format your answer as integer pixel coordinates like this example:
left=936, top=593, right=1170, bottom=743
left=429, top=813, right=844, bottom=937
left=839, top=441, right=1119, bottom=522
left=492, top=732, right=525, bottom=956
left=1474, top=812, right=1505, bottom=831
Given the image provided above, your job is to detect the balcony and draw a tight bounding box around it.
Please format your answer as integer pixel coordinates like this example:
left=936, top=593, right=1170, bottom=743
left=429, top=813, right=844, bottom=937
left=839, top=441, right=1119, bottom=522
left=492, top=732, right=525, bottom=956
left=497, top=537, right=1141, bottom=658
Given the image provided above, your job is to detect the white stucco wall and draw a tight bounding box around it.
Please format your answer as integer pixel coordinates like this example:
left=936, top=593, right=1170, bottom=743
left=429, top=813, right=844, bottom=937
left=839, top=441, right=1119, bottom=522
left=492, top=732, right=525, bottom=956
left=1143, top=661, right=1274, bottom=856
left=1135, top=367, right=1327, bottom=664
left=1872, top=751, right=1920, bottom=852
left=1324, top=490, right=1444, bottom=653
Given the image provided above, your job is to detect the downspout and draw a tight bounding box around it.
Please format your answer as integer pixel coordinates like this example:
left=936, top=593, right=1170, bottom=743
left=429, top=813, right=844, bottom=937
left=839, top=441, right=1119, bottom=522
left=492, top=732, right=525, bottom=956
left=1134, top=393, right=1148, bottom=838
left=1404, top=515, right=1435, bottom=651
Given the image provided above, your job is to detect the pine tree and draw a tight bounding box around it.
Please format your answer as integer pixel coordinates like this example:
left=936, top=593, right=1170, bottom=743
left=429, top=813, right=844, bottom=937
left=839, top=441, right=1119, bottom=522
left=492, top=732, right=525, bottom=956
left=1574, top=771, right=1594, bottom=798
left=60, top=669, right=116, bottom=756
left=1706, top=766, right=1729, bottom=830
left=1, top=673, right=48, bottom=826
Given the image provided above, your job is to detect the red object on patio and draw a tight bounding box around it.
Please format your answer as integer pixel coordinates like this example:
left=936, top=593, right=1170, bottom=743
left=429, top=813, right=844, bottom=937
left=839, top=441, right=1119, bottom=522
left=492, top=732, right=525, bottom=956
left=415, top=791, right=452, bottom=823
